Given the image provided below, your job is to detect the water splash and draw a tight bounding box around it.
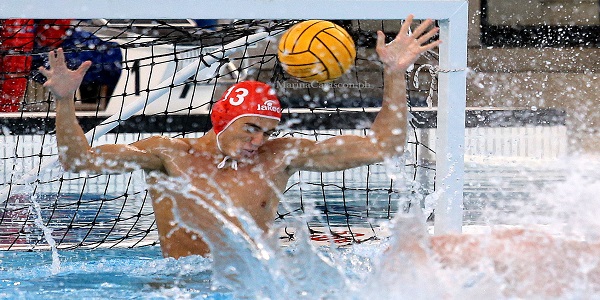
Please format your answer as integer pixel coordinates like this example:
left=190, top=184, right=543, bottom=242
left=8, top=154, right=592, bottom=299
left=29, top=194, right=61, bottom=274
left=364, top=206, right=447, bottom=299
left=151, top=171, right=354, bottom=299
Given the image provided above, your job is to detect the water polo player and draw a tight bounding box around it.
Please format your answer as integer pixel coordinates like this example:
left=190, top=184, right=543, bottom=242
left=40, top=16, right=441, bottom=258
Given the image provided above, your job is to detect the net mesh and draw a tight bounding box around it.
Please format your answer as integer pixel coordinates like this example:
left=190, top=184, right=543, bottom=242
left=0, top=18, right=439, bottom=250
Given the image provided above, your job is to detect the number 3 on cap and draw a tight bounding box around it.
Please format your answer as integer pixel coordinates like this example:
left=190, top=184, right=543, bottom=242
left=223, top=87, right=249, bottom=106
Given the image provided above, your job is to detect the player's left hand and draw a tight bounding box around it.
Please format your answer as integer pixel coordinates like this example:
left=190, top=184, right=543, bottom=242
left=376, top=14, right=442, bottom=72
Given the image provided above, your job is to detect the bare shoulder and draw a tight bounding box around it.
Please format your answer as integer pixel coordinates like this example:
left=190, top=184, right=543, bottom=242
left=131, top=135, right=192, bottom=152
left=261, top=137, right=317, bottom=173
left=262, top=136, right=314, bottom=153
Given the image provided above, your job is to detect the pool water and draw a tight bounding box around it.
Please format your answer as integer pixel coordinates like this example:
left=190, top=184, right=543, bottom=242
left=0, top=246, right=231, bottom=299
left=2, top=156, right=600, bottom=299
left=0, top=239, right=390, bottom=299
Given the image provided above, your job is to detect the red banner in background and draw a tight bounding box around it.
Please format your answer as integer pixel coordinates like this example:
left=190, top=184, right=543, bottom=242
left=0, top=19, right=70, bottom=112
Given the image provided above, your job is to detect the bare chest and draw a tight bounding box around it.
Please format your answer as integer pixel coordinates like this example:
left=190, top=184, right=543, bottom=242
left=153, top=151, right=288, bottom=227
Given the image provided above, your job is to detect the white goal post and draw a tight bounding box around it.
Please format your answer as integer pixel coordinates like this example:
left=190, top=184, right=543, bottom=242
left=0, top=0, right=468, bottom=234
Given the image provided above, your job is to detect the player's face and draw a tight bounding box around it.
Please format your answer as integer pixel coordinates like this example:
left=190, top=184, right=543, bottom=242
left=220, top=116, right=280, bottom=159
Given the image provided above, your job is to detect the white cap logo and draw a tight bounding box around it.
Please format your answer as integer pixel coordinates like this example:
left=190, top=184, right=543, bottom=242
left=257, top=100, right=282, bottom=113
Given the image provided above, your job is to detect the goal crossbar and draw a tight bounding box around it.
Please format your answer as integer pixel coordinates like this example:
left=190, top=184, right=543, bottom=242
left=2, top=1, right=467, bottom=20
left=0, top=0, right=468, bottom=234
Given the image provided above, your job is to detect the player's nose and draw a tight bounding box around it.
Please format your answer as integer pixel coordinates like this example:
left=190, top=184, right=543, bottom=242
left=249, top=132, right=265, bottom=146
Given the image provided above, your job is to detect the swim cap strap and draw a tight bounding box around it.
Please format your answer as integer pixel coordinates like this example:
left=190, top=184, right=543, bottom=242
left=217, top=156, right=238, bottom=170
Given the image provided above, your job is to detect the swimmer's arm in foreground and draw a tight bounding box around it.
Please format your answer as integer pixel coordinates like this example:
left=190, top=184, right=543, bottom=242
left=40, top=48, right=167, bottom=174
left=283, top=16, right=441, bottom=172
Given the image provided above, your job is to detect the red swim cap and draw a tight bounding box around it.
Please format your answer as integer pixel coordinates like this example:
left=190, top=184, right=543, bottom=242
left=211, top=81, right=282, bottom=135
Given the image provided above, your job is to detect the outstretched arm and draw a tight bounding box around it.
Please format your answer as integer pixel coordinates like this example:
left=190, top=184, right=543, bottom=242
left=40, top=48, right=163, bottom=173
left=287, top=15, right=441, bottom=172
left=370, top=15, right=441, bottom=158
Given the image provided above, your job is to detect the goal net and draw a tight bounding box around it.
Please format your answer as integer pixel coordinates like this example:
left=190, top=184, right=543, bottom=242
left=0, top=13, right=460, bottom=250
